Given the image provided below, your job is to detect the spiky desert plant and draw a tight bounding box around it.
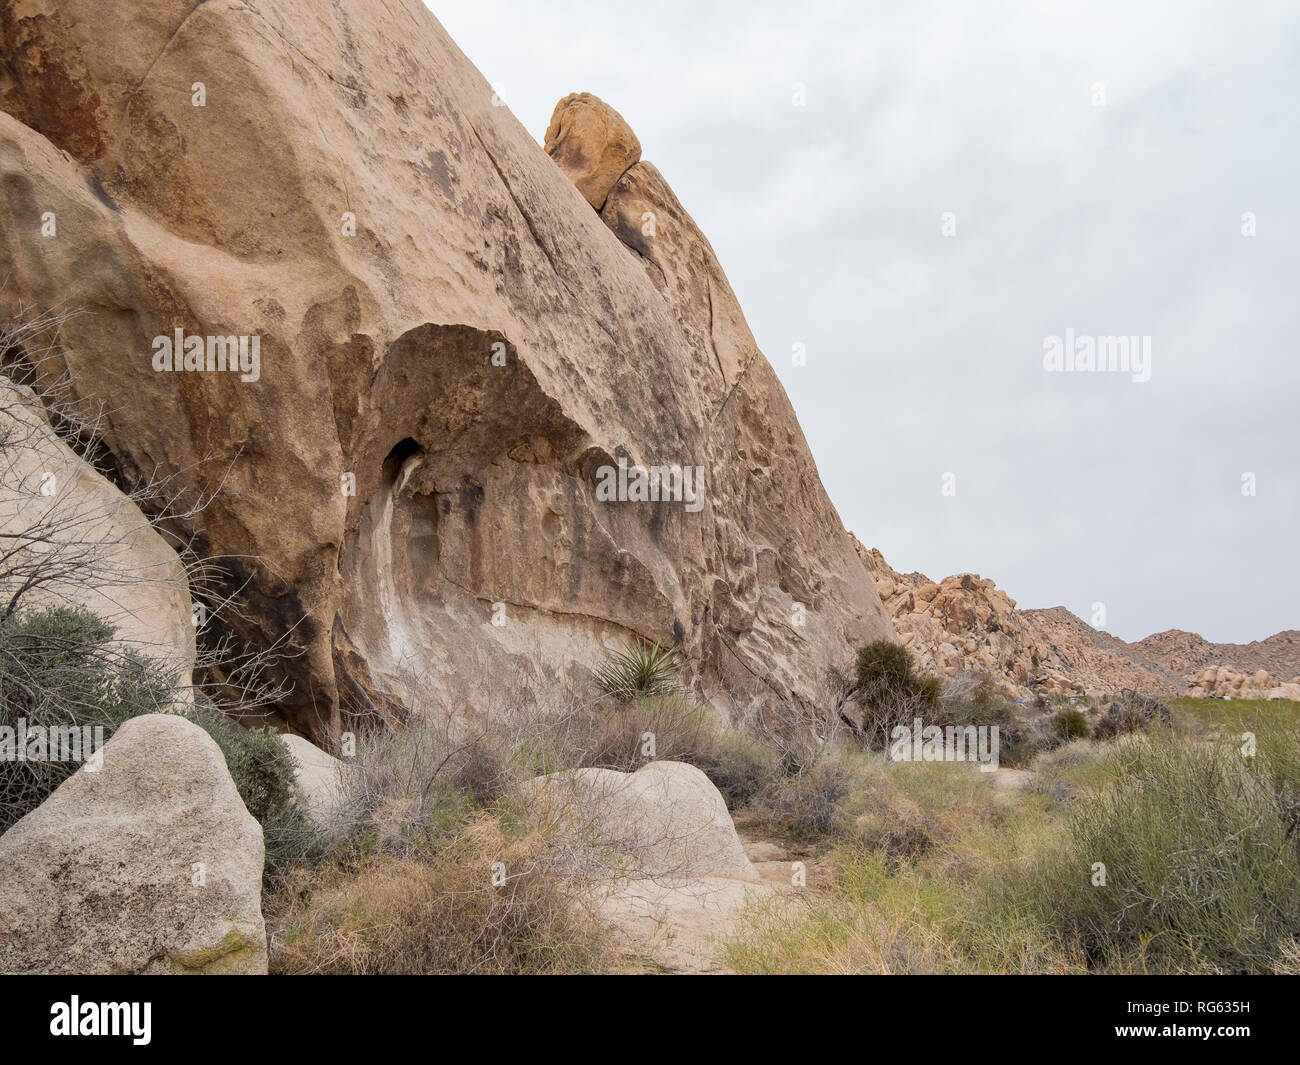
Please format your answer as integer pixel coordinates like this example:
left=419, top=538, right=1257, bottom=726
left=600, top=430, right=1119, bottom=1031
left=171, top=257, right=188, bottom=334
left=594, top=639, right=682, bottom=702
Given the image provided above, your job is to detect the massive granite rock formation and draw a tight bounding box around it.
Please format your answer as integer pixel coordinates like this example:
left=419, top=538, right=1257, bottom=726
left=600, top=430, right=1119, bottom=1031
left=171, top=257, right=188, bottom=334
left=0, top=0, right=894, bottom=743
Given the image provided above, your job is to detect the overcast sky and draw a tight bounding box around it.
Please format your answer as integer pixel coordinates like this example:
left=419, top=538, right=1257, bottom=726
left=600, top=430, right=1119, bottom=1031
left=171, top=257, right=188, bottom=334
left=429, top=0, right=1299, bottom=643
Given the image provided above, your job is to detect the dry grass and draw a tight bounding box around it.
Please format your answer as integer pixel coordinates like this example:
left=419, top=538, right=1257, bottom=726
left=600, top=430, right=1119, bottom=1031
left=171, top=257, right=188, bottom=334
left=267, top=812, right=613, bottom=974
left=724, top=706, right=1300, bottom=974
left=265, top=679, right=752, bottom=974
left=723, top=817, right=1082, bottom=975
left=277, top=660, right=1300, bottom=975
left=721, top=737, right=1078, bottom=973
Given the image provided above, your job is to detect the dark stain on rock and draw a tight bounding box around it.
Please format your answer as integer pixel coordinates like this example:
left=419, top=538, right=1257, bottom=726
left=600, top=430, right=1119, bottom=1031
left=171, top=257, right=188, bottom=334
left=0, top=6, right=109, bottom=161
left=414, top=148, right=454, bottom=201
left=85, top=171, right=117, bottom=211
left=457, top=478, right=484, bottom=526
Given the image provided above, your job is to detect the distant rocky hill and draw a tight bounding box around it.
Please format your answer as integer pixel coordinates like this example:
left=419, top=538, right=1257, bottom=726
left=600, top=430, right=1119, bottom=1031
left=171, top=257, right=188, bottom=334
left=1019, top=607, right=1183, bottom=697
left=859, top=542, right=1297, bottom=699
left=1132, top=629, right=1300, bottom=680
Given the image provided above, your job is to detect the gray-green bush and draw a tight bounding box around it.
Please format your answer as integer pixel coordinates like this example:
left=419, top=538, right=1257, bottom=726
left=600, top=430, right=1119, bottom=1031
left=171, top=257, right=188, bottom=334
left=0, top=605, right=309, bottom=882
left=0, top=605, right=175, bottom=831
left=1019, top=724, right=1300, bottom=972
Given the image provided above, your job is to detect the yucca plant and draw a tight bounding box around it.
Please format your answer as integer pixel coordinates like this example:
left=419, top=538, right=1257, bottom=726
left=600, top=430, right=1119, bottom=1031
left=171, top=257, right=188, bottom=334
left=594, top=639, right=682, bottom=702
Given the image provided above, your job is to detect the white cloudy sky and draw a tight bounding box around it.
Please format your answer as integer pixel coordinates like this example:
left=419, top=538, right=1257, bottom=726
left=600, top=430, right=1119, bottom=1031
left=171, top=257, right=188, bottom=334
left=429, top=0, right=1299, bottom=643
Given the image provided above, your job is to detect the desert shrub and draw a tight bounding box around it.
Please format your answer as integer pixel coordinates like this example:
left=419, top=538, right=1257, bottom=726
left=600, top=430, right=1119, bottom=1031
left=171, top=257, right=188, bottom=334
left=0, top=605, right=176, bottom=832
left=918, top=674, right=944, bottom=705
left=338, top=724, right=482, bottom=859
left=1255, top=717, right=1300, bottom=796
left=521, top=691, right=714, bottom=775
left=594, top=639, right=682, bottom=702
left=950, top=674, right=1005, bottom=718
left=1032, top=737, right=1099, bottom=773
left=451, top=740, right=509, bottom=805
left=583, top=692, right=709, bottom=770
left=853, top=643, right=964, bottom=753
left=942, top=676, right=1046, bottom=767
left=184, top=701, right=296, bottom=823
left=1093, top=690, right=1170, bottom=740
left=688, top=729, right=782, bottom=809
left=753, top=747, right=855, bottom=840
left=497, top=673, right=780, bottom=808
left=854, top=684, right=940, bottom=753
left=848, top=786, right=934, bottom=864
left=854, top=641, right=939, bottom=719
left=855, top=640, right=915, bottom=693
left=0, top=605, right=314, bottom=879
left=1022, top=726, right=1300, bottom=972
left=1052, top=709, right=1091, bottom=742
left=267, top=813, right=611, bottom=974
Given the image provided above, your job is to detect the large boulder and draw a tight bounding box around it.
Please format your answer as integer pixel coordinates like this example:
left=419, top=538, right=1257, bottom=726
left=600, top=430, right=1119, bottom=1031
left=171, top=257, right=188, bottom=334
left=1184, top=666, right=1300, bottom=701
left=0, top=713, right=267, bottom=974
left=529, top=760, right=758, bottom=882
left=0, top=0, right=894, bottom=744
left=0, top=380, right=194, bottom=685
left=280, top=731, right=351, bottom=830
left=543, top=91, right=641, bottom=211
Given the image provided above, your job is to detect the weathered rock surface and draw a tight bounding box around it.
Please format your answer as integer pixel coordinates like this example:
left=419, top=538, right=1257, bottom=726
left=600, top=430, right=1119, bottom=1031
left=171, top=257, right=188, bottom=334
left=280, top=731, right=351, bottom=830
left=0, top=713, right=267, bottom=974
left=0, top=380, right=194, bottom=684
left=0, top=0, right=894, bottom=743
left=600, top=160, right=758, bottom=402
left=543, top=92, right=640, bottom=211
left=529, top=760, right=759, bottom=882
